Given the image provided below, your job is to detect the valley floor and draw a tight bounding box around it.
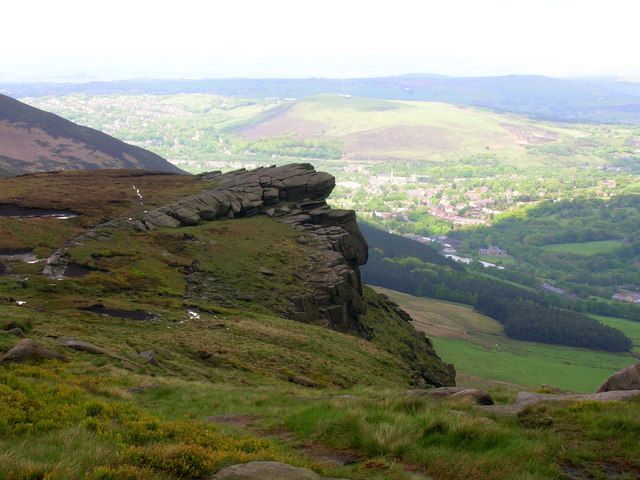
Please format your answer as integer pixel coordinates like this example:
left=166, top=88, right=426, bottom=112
left=373, top=287, right=639, bottom=393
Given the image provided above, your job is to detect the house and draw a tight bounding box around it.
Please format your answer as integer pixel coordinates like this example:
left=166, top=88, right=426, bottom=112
left=612, top=289, right=640, bottom=304
left=478, top=246, right=507, bottom=256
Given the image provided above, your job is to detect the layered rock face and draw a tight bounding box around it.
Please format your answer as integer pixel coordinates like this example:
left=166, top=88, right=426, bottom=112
left=137, top=164, right=368, bottom=330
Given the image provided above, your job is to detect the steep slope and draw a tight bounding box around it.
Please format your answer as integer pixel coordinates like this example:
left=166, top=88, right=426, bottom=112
left=2, top=166, right=640, bottom=480
left=0, top=164, right=454, bottom=388
left=0, top=94, right=183, bottom=174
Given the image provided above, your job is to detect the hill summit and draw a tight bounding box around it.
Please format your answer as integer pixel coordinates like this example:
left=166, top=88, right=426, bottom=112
left=0, top=94, right=182, bottom=175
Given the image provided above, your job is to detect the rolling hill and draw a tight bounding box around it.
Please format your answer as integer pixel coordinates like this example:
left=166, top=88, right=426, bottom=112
left=0, top=94, right=183, bottom=175
left=232, top=94, right=588, bottom=164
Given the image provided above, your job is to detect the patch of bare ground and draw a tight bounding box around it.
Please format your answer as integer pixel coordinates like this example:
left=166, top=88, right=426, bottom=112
left=500, top=122, right=559, bottom=145
left=206, top=413, right=364, bottom=467
left=344, top=125, right=455, bottom=156
left=241, top=116, right=327, bottom=140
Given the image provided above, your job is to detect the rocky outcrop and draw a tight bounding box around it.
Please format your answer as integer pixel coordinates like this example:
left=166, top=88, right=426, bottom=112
left=597, top=363, right=640, bottom=392
left=516, top=389, right=640, bottom=406
left=483, top=389, right=640, bottom=415
left=213, top=461, right=345, bottom=480
left=407, top=386, right=494, bottom=405
left=41, top=163, right=454, bottom=386
left=127, top=164, right=368, bottom=331
left=1, top=339, right=65, bottom=364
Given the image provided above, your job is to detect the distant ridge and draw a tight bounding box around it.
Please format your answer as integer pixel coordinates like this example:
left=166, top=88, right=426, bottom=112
left=0, top=94, right=183, bottom=175
left=3, top=74, right=640, bottom=124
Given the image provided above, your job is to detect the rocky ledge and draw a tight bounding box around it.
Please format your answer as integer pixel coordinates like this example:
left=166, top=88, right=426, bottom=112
left=48, top=164, right=368, bottom=331
left=42, top=163, right=455, bottom=386
left=142, top=164, right=368, bottom=330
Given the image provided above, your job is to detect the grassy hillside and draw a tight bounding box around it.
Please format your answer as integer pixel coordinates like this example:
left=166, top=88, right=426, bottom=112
left=234, top=94, right=592, bottom=164
left=374, top=287, right=638, bottom=392
left=1, top=170, right=639, bottom=479
left=0, top=94, right=183, bottom=174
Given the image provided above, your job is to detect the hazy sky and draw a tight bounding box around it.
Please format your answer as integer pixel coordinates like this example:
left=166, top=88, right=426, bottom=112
left=2, top=0, right=639, bottom=81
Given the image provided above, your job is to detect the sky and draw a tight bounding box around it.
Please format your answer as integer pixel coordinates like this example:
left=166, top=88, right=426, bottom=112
left=2, top=0, right=639, bottom=81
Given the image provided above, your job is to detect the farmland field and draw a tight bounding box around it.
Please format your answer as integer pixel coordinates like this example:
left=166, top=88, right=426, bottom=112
left=374, top=286, right=638, bottom=392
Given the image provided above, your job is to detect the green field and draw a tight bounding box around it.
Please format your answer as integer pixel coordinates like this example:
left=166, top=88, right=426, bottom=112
left=594, top=314, right=640, bottom=355
left=374, top=287, right=638, bottom=392
left=541, top=239, right=625, bottom=255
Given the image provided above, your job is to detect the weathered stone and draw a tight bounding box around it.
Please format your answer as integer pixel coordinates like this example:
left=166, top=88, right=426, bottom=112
left=516, top=390, right=640, bottom=406
left=3, top=327, right=25, bottom=338
left=213, top=461, right=345, bottom=480
left=139, top=350, right=161, bottom=367
left=597, top=363, right=640, bottom=392
left=259, top=267, right=274, bottom=276
left=1, top=339, right=65, bottom=364
left=235, top=292, right=253, bottom=301
left=407, top=386, right=494, bottom=405
left=60, top=339, right=109, bottom=355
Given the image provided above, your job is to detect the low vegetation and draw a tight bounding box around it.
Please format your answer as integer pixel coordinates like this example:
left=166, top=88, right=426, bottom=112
left=1, top=169, right=639, bottom=479
left=376, top=287, right=639, bottom=392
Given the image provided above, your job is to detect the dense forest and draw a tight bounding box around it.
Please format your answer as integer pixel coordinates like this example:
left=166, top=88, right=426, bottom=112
left=474, top=294, right=633, bottom=352
left=361, top=223, right=634, bottom=351
left=454, top=195, right=640, bottom=299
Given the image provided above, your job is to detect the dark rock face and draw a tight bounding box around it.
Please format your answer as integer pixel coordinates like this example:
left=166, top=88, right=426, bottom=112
left=137, top=163, right=369, bottom=331
left=597, top=363, right=640, bottom=392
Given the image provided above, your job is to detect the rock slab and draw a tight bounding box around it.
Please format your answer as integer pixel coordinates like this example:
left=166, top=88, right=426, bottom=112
left=213, top=461, right=345, bottom=480
left=407, top=386, right=494, bottom=405
left=1, top=339, right=65, bottom=364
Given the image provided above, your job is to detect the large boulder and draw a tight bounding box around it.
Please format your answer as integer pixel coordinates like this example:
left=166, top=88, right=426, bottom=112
left=597, top=364, right=640, bottom=392
left=1, top=339, right=65, bottom=364
left=213, top=461, right=344, bottom=480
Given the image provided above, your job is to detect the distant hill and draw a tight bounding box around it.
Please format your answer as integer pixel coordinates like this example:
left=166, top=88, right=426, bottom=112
left=230, top=94, right=588, bottom=164
left=4, top=74, right=640, bottom=124
left=0, top=94, right=183, bottom=175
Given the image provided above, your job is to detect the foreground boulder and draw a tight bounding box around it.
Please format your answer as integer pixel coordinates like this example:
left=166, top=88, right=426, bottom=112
left=213, top=461, right=344, bottom=480
left=1, top=339, right=65, bottom=364
left=407, top=386, right=494, bottom=405
left=597, top=363, right=640, bottom=392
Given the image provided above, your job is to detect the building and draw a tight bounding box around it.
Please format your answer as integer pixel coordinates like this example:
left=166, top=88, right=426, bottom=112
left=612, top=289, right=640, bottom=304
left=478, top=246, right=507, bottom=257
